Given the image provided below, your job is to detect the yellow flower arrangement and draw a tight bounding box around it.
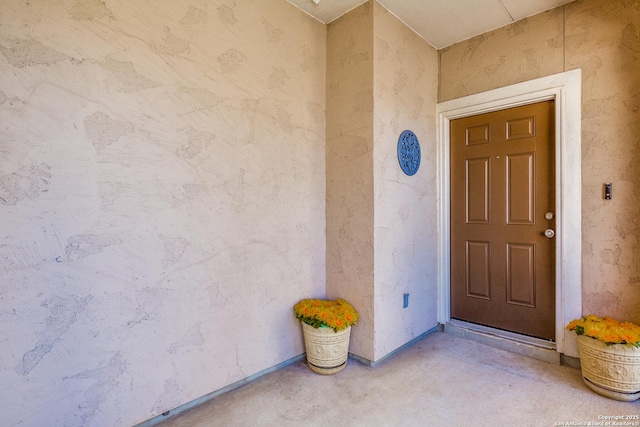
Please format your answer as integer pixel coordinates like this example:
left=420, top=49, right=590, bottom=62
left=566, top=315, right=640, bottom=348
left=294, top=298, right=359, bottom=332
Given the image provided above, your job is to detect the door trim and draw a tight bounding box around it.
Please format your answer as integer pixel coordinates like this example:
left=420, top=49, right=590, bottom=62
left=436, top=69, right=582, bottom=357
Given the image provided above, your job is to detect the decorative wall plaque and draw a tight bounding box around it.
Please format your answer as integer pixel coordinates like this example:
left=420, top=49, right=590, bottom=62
left=397, top=130, right=421, bottom=176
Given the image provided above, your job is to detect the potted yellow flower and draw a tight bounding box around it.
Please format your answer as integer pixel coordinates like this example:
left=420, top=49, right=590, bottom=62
left=566, top=315, right=640, bottom=401
left=293, top=298, right=359, bottom=375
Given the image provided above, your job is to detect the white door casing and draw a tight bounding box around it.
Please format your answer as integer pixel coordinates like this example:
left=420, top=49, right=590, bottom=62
left=436, top=69, right=582, bottom=357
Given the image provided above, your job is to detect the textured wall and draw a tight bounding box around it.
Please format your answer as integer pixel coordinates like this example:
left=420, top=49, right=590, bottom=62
left=565, top=0, right=640, bottom=322
left=372, top=2, right=439, bottom=360
left=439, top=7, right=565, bottom=102
left=326, top=1, right=439, bottom=362
left=439, top=0, right=640, bottom=323
left=0, top=0, right=326, bottom=425
left=326, top=2, right=375, bottom=360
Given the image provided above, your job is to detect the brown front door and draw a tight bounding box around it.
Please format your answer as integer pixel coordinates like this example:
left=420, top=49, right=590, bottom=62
left=450, top=101, right=555, bottom=340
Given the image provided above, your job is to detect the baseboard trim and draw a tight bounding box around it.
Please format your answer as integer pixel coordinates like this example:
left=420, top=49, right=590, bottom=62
left=349, top=324, right=442, bottom=367
left=133, top=354, right=306, bottom=427
left=560, top=353, right=581, bottom=370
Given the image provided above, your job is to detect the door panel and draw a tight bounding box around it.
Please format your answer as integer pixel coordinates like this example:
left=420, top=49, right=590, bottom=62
left=467, top=124, right=491, bottom=145
left=506, top=152, right=535, bottom=225
left=450, top=101, right=555, bottom=340
left=506, top=243, right=535, bottom=307
left=506, top=116, right=535, bottom=140
left=466, top=157, right=491, bottom=223
left=466, top=241, right=491, bottom=299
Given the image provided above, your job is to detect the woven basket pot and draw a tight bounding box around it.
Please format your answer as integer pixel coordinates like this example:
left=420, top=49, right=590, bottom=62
left=302, top=323, right=351, bottom=375
left=577, top=335, right=640, bottom=401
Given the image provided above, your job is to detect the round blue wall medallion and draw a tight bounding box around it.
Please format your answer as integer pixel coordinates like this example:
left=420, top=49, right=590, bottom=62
left=397, top=130, right=421, bottom=176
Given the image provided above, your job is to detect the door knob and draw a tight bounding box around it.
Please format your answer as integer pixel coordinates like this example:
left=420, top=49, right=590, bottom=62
left=544, top=229, right=555, bottom=238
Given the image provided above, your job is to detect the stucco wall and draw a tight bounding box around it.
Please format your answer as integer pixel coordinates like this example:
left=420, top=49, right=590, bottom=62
left=326, top=2, right=375, bottom=360
left=0, top=1, right=326, bottom=425
left=439, top=7, right=565, bottom=102
left=326, top=1, right=439, bottom=363
left=565, top=0, right=640, bottom=323
left=372, top=2, right=439, bottom=360
left=439, top=0, right=640, bottom=323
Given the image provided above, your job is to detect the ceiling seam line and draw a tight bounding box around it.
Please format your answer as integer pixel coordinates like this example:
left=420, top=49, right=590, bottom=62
left=497, top=0, right=515, bottom=21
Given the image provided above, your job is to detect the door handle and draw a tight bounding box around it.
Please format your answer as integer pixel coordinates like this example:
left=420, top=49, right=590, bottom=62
left=544, top=229, right=555, bottom=239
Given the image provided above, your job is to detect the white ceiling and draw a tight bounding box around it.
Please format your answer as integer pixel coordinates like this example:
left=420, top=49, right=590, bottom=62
left=286, top=0, right=574, bottom=49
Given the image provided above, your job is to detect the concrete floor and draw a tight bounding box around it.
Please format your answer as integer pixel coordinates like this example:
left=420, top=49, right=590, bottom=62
left=160, top=332, right=639, bottom=426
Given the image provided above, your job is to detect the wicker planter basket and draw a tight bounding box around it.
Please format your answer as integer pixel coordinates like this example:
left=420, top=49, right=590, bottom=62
left=577, top=335, right=640, bottom=401
left=302, top=323, right=351, bottom=375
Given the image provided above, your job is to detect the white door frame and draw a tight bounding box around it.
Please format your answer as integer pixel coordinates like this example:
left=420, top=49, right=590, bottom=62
left=436, top=69, right=582, bottom=357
